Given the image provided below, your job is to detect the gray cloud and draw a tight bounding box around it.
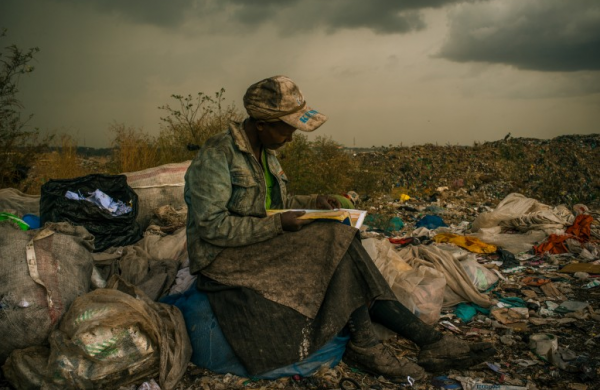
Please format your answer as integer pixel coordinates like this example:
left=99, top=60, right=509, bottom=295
left=48, top=0, right=469, bottom=34
left=439, top=0, right=600, bottom=71
left=49, top=0, right=194, bottom=27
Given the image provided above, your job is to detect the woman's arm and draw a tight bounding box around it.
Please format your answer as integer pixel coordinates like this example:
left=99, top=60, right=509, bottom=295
left=185, top=147, right=283, bottom=247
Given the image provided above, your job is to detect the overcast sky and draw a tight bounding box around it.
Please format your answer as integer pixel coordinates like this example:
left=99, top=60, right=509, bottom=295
left=2, top=0, right=599, bottom=148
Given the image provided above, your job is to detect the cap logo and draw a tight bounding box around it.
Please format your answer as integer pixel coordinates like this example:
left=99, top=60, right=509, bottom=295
left=299, top=109, right=318, bottom=123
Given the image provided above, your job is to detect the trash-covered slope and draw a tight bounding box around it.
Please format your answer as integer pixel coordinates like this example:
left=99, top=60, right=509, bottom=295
left=355, top=134, right=600, bottom=208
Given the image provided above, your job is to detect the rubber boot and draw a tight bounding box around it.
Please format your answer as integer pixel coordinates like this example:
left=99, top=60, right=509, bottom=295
left=418, top=334, right=496, bottom=372
left=344, top=341, right=426, bottom=382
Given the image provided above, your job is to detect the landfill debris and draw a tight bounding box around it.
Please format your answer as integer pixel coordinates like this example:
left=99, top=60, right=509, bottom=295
left=455, top=376, right=529, bottom=390
left=529, top=333, right=562, bottom=366
left=583, top=279, right=600, bottom=289
left=3, top=137, right=600, bottom=389
left=431, top=375, right=462, bottom=389
left=560, top=262, right=600, bottom=274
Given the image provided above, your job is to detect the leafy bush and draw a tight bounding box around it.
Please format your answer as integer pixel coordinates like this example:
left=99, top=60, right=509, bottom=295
left=279, top=134, right=368, bottom=196
left=157, top=89, right=242, bottom=164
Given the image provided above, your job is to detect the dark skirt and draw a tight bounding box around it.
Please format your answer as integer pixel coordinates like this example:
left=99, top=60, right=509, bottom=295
left=198, top=222, right=395, bottom=375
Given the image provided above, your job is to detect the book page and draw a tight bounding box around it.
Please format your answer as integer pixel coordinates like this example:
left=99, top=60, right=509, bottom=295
left=267, top=209, right=367, bottom=229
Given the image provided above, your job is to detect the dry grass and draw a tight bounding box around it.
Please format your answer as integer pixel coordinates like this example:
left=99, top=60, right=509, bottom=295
left=109, top=123, right=160, bottom=174
left=20, top=135, right=97, bottom=194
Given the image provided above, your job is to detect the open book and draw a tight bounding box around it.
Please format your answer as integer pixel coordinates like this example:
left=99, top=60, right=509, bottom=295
left=267, top=209, right=367, bottom=229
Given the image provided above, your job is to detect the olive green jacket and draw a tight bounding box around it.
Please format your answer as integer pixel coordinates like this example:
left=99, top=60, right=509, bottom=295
left=184, top=120, right=317, bottom=274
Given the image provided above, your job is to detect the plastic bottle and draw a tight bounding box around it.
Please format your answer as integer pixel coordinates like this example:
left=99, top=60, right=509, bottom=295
left=584, top=279, right=600, bottom=289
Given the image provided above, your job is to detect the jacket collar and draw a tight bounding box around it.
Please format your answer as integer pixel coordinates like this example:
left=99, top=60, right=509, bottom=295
left=230, top=119, right=277, bottom=156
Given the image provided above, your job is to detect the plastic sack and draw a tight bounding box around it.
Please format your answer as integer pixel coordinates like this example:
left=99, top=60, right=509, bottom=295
left=363, top=238, right=445, bottom=324
left=362, top=237, right=413, bottom=288
left=161, top=286, right=349, bottom=379
left=391, top=266, right=447, bottom=325
left=398, top=245, right=492, bottom=310
left=460, top=257, right=499, bottom=292
left=0, top=222, right=94, bottom=364
left=470, top=227, right=546, bottom=255
left=2, top=346, right=50, bottom=389
left=40, top=173, right=143, bottom=252
left=0, top=188, right=40, bottom=217
left=124, top=161, right=191, bottom=230
left=44, top=276, right=191, bottom=390
left=471, top=193, right=573, bottom=233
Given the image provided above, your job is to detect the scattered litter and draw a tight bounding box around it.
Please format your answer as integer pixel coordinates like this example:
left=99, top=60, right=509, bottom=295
left=65, top=188, right=132, bottom=216
left=431, top=375, right=462, bottom=389
left=455, top=376, right=528, bottom=390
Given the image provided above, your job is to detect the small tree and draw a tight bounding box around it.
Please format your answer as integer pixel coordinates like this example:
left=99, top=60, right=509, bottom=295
left=0, top=28, right=45, bottom=188
left=157, top=88, right=241, bottom=163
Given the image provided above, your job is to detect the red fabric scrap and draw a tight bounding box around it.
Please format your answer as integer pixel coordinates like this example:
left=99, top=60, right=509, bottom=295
left=565, top=214, right=594, bottom=243
left=534, top=234, right=570, bottom=255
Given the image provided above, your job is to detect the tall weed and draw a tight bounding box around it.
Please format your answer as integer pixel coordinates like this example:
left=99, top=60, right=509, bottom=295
left=109, top=123, right=159, bottom=173
left=21, top=134, right=94, bottom=193
left=157, top=89, right=242, bottom=164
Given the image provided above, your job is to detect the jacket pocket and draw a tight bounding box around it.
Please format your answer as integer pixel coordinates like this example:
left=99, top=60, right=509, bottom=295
left=229, top=170, right=260, bottom=214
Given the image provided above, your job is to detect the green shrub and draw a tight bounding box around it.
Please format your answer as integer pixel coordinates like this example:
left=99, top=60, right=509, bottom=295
left=279, top=134, right=366, bottom=196
left=157, top=89, right=242, bottom=164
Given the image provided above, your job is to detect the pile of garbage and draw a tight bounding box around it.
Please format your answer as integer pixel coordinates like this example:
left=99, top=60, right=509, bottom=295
left=355, top=134, right=600, bottom=208
left=1, top=155, right=600, bottom=390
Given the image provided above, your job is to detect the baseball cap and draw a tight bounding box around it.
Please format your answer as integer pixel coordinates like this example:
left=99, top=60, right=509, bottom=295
left=243, top=75, right=327, bottom=132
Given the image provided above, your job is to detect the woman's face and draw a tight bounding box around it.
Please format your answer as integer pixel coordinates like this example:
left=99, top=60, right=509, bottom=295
left=257, top=121, right=297, bottom=150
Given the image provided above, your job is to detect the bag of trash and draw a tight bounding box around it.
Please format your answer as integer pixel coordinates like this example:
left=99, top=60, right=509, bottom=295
left=0, top=222, right=94, bottom=364
left=460, top=256, right=499, bottom=292
left=40, top=173, right=143, bottom=252
left=161, top=286, right=349, bottom=379
left=2, top=346, right=50, bottom=389
left=392, top=266, right=447, bottom=325
left=0, top=188, right=40, bottom=217
left=93, top=244, right=179, bottom=301
left=398, top=245, right=492, bottom=310
left=124, top=161, right=191, bottom=230
left=43, top=276, right=191, bottom=390
left=471, top=193, right=573, bottom=234
left=363, top=238, right=446, bottom=324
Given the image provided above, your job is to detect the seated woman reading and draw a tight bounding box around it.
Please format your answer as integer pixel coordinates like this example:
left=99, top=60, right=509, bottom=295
left=184, top=75, right=495, bottom=382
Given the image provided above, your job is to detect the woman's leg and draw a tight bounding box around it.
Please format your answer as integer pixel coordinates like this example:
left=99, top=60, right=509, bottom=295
left=369, top=300, right=442, bottom=347
left=348, top=304, right=378, bottom=347
left=369, top=299, right=496, bottom=372
left=344, top=305, right=426, bottom=381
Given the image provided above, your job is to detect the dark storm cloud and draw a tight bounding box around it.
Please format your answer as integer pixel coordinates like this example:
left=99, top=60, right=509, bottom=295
left=223, top=0, right=473, bottom=34
left=49, top=0, right=471, bottom=34
left=439, top=0, right=600, bottom=71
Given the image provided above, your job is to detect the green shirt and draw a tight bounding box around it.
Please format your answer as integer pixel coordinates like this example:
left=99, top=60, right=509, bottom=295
left=262, top=148, right=275, bottom=210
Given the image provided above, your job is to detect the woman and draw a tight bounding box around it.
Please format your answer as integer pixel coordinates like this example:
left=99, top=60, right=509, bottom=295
left=184, top=75, right=495, bottom=382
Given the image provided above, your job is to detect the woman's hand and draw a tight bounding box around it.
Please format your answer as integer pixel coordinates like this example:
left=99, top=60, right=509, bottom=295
left=316, top=195, right=341, bottom=210
left=281, top=210, right=313, bottom=231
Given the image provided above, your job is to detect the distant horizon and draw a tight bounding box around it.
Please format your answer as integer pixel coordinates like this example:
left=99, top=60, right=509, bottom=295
left=40, top=132, right=599, bottom=153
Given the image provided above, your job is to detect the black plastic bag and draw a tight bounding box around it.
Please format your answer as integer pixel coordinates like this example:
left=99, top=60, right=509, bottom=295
left=40, top=174, right=143, bottom=252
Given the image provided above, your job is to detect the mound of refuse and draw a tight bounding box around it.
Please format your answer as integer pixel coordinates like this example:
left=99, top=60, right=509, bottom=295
left=355, top=134, right=600, bottom=208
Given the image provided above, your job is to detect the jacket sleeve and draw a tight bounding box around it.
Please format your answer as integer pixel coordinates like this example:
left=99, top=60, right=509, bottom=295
left=285, top=194, right=318, bottom=209
left=185, top=147, right=284, bottom=247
